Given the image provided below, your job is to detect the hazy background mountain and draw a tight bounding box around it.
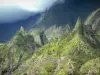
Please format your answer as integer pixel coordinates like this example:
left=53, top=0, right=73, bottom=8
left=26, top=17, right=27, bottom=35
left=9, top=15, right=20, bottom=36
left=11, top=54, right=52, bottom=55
left=34, top=0, right=100, bottom=28
left=0, top=0, right=100, bottom=42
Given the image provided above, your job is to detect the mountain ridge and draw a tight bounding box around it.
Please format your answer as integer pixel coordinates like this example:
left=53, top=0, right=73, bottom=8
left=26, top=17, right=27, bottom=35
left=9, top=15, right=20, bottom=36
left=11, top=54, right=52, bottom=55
left=0, top=8, right=100, bottom=75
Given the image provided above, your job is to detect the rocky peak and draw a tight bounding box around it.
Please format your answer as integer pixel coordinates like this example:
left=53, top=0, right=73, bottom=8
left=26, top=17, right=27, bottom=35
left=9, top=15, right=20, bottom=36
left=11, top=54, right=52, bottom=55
left=73, top=17, right=84, bottom=35
left=20, top=26, right=25, bottom=32
left=85, top=8, right=100, bottom=30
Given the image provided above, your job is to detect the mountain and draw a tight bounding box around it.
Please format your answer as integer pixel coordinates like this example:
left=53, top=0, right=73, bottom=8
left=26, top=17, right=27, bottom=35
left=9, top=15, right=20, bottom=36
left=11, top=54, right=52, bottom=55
left=3, top=8, right=99, bottom=75
left=84, top=8, right=100, bottom=43
left=23, top=17, right=99, bottom=75
left=33, top=0, right=100, bottom=28
left=0, top=8, right=100, bottom=75
left=85, top=8, right=100, bottom=30
left=29, top=24, right=70, bottom=43
left=29, top=29, right=48, bottom=45
left=0, top=27, right=40, bottom=75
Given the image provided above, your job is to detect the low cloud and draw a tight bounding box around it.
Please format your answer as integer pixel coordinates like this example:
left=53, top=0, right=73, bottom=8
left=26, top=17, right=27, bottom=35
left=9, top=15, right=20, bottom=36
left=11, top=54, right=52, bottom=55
left=0, top=0, right=64, bottom=12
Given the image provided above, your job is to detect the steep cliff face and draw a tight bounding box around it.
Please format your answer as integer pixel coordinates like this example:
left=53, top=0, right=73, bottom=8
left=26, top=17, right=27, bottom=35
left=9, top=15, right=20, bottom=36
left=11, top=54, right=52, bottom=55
left=85, top=8, right=100, bottom=43
left=29, top=29, right=48, bottom=45
left=85, top=8, right=100, bottom=30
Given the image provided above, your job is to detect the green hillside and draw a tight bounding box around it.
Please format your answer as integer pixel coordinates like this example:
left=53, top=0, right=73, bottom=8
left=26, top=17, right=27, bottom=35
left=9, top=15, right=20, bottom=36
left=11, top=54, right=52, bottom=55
left=0, top=27, right=40, bottom=75
left=19, top=17, right=100, bottom=75
left=0, top=8, right=100, bottom=75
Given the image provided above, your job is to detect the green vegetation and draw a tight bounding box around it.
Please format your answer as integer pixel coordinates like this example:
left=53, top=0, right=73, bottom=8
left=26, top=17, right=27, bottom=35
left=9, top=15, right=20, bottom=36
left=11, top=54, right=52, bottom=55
left=0, top=27, right=40, bottom=75
left=0, top=8, right=100, bottom=75
left=80, top=58, right=100, bottom=75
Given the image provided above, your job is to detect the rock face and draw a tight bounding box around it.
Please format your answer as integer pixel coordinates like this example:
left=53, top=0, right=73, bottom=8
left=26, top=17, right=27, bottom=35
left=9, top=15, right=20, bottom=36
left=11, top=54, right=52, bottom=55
left=29, top=29, right=48, bottom=45
left=84, top=8, right=100, bottom=44
left=85, top=8, right=100, bottom=30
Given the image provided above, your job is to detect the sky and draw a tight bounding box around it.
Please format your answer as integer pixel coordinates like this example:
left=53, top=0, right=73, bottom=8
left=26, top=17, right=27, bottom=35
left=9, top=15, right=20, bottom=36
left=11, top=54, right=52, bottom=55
left=0, top=0, right=64, bottom=12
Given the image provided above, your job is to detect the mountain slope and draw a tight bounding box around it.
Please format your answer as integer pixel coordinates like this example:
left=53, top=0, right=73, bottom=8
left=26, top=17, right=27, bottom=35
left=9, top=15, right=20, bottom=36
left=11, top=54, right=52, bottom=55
left=29, top=24, right=71, bottom=43
left=13, top=17, right=100, bottom=75
left=34, top=0, right=100, bottom=28
left=85, top=8, right=100, bottom=30
left=85, top=8, right=100, bottom=46
left=0, top=27, right=40, bottom=75
left=80, top=57, right=100, bottom=74
left=0, top=8, right=100, bottom=75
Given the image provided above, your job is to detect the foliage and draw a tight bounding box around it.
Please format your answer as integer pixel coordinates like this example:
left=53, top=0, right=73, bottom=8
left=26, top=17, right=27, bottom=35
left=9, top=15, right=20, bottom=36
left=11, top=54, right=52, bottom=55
left=0, top=8, right=100, bottom=75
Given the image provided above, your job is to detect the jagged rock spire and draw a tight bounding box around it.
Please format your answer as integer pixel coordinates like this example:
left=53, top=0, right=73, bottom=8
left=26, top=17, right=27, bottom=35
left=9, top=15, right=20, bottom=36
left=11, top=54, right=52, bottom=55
left=40, top=30, right=47, bottom=45
left=73, top=17, right=84, bottom=35
left=74, top=17, right=82, bottom=29
left=20, top=26, right=25, bottom=32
